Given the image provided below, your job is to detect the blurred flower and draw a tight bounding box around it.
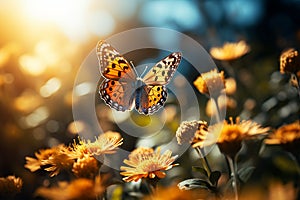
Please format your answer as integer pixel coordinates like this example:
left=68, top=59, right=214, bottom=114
left=225, top=77, right=237, bottom=95
left=143, top=184, right=208, bottom=200
left=176, top=120, right=208, bottom=147
left=194, top=118, right=269, bottom=158
left=210, top=40, right=250, bottom=61
left=280, top=48, right=300, bottom=75
left=268, top=181, right=298, bottom=200
left=206, top=96, right=237, bottom=117
left=84, top=131, right=123, bottom=156
left=193, top=69, right=225, bottom=97
left=0, top=176, right=23, bottom=196
left=35, top=175, right=104, bottom=200
left=120, top=147, right=178, bottom=182
left=13, top=90, right=43, bottom=113
left=265, top=120, right=300, bottom=155
left=25, top=145, right=74, bottom=177
left=72, top=155, right=100, bottom=179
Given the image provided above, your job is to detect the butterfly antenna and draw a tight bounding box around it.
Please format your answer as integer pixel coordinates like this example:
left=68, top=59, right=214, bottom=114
left=130, top=61, right=139, bottom=77
left=140, top=65, right=149, bottom=77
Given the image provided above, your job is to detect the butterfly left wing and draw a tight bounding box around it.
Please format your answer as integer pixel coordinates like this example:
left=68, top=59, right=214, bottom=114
left=142, top=52, right=182, bottom=85
left=99, top=79, right=136, bottom=112
left=135, top=85, right=168, bottom=115
left=96, top=40, right=136, bottom=81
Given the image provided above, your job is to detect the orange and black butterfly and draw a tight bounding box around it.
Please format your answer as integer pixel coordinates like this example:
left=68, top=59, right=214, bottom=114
left=96, top=40, right=182, bottom=115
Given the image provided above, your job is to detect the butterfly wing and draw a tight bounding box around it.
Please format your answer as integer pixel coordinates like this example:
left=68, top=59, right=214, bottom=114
left=135, top=85, right=168, bottom=115
left=142, top=52, right=182, bottom=85
left=96, top=40, right=136, bottom=81
left=99, top=79, right=136, bottom=112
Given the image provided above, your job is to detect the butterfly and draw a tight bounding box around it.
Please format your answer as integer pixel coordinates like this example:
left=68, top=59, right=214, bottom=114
left=96, top=40, right=182, bottom=115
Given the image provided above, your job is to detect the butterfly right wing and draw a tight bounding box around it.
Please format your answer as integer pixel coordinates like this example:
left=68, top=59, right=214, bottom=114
left=96, top=40, right=136, bottom=81
left=142, top=52, right=182, bottom=85
left=99, top=79, right=136, bottom=112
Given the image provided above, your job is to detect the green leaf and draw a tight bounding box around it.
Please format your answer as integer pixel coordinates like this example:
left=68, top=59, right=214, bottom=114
left=238, top=166, right=255, bottom=183
left=178, top=178, right=211, bottom=190
left=192, top=166, right=208, bottom=177
left=209, top=171, right=221, bottom=186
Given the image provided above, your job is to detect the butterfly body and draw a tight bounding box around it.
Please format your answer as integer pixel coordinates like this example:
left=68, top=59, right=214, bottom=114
left=97, top=40, right=181, bottom=115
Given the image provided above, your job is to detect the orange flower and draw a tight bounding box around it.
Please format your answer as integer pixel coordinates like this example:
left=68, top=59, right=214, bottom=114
left=72, top=155, right=100, bottom=179
left=0, top=176, right=23, bottom=195
left=85, top=131, right=123, bottom=156
left=265, top=120, right=300, bottom=155
left=120, top=147, right=178, bottom=182
left=210, top=40, right=250, bottom=61
left=193, top=118, right=269, bottom=157
left=193, top=69, right=225, bottom=97
left=71, top=131, right=123, bottom=158
left=280, top=48, right=300, bottom=75
left=143, top=184, right=208, bottom=200
left=35, top=176, right=104, bottom=200
left=25, top=145, right=74, bottom=177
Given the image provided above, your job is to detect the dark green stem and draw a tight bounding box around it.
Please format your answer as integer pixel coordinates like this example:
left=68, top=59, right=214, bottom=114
left=226, top=155, right=238, bottom=200
left=195, top=147, right=212, bottom=177
left=145, top=177, right=159, bottom=196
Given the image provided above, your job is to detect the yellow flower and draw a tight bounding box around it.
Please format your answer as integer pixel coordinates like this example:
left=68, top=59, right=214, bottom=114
left=25, top=145, right=74, bottom=177
left=176, top=120, right=208, bottom=147
left=193, top=69, right=225, bottom=97
left=280, top=48, right=300, bottom=75
left=194, top=118, right=269, bottom=157
left=120, top=147, right=178, bottom=182
left=143, top=184, right=209, bottom=200
left=72, top=155, right=100, bottom=179
left=265, top=120, right=300, bottom=154
left=0, top=176, right=23, bottom=195
left=210, top=40, right=250, bottom=61
left=35, top=175, right=104, bottom=200
left=84, top=131, right=123, bottom=156
left=70, top=131, right=123, bottom=159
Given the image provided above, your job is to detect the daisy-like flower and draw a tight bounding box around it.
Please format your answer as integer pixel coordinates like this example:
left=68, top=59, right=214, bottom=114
left=25, top=145, right=74, bottom=177
left=35, top=175, right=104, bottom=200
left=70, top=131, right=123, bottom=159
left=84, top=131, right=123, bottom=156
left=194, top=118, right=269, bottom=158
left=280, top=48, right=300, bottom=75
left=120, top=147, right=178, bottom=182
left=193, top=69, right=226, bottom=97
left=176, top=120, right=208, bottom=147
left=72, top=155, right=100, bottom=179
left=265, top=120, right=300, bottom=155
left=0, top=176, right=23, bottom=195
left=210, top=40, right=250, bottom=61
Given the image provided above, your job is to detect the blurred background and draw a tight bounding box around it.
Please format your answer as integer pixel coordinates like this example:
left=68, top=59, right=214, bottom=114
left=0, top=0, right=300, bottom=199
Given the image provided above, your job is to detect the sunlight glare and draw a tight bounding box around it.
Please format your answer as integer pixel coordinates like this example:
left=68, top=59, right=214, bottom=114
left=22, top=0, right=91, bottom=41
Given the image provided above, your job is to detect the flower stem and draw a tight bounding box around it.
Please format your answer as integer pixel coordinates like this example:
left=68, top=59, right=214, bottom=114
left=145, top=177, right=158, bottom=195
left=212, top=97, right=221, bottom=123
left=226, top=155, right=238, bottom=200
left=195, top=147, right=212, bottom=177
